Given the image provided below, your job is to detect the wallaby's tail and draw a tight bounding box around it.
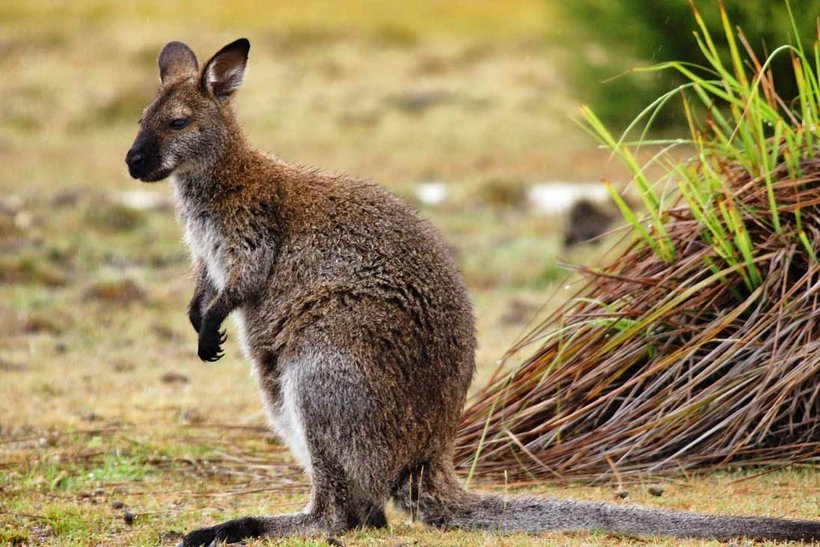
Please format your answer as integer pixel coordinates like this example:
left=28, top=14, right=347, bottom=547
left=393, top=464, right=819, bottom=542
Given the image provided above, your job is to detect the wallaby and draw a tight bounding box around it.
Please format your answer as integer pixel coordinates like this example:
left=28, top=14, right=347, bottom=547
left=126, top=39, right=819, bottom=546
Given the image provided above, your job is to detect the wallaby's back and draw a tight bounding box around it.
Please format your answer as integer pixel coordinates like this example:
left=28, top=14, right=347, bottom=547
left=243, top=160, right=477, bottom=472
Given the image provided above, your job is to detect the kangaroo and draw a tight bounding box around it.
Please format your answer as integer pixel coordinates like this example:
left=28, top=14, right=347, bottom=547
left=126, top=39, right=819, bottom=546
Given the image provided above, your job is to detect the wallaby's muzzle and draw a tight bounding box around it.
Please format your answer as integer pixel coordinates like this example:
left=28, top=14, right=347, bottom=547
left=124, top=146, right=145, bottom=177
left=126, top=132, right=167, bottom=182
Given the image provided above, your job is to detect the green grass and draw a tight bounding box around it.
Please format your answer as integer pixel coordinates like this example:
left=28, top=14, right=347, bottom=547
left=2, top=428, right=816, bottom=546
left=584, top=1, right=820, bottom=278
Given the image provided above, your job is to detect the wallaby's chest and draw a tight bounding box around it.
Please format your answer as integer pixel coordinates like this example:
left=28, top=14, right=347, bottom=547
left=173, top=186, right=231, bottom=290
left=185, top=212, right=231, bottom=289
left=185, top=215, right=226, bottom=283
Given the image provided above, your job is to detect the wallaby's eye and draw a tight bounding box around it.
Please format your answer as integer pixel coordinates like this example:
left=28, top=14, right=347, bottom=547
left=170, top=118, right=190, bottom=129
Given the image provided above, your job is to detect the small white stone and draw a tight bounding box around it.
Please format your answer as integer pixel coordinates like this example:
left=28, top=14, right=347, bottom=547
left=414, top=182, right=448, bottom=206
left=528, top=182, right=610, bottom=215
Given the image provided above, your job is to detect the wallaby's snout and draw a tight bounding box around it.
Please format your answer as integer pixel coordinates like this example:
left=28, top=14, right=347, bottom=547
left=125, top=38, right=250, bottom=183
left=125, top=131, right=161, bottom=181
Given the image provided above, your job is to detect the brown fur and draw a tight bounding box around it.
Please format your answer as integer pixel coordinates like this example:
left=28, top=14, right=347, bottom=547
left=125, top=39, right=819, bottom=546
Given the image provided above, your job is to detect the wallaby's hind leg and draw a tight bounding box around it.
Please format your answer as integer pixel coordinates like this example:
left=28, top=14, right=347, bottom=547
left=179, top=514, right=310, bottom=546
left=181, top=350, right=391, bottom=546
left=179, top=462, right=357, bottom=546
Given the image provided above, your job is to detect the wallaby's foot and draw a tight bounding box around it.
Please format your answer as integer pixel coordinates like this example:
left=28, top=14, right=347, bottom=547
left=197, top=326, right=226, bottom=362
left=179, top=516, right=265, bottom=546
left=178, top=512, right=349, bottom=546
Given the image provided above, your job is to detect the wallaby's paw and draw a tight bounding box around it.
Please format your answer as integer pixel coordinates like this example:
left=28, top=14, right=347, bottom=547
left=179, top=516, right=266, bottom=546
left=198, top=327, right=227, bottom=362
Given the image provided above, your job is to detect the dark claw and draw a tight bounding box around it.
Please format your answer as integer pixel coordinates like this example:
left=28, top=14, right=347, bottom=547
left=198, top=346, right=224, bottom=362
left=198, top=329, right=226, bottom=362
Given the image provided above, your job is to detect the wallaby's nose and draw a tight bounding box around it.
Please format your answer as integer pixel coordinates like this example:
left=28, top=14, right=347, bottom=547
left=126, top=147, right=144, bottom=168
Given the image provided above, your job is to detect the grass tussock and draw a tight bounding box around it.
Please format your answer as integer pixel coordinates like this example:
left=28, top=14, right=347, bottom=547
left=456, top=3, right=820, bottom=482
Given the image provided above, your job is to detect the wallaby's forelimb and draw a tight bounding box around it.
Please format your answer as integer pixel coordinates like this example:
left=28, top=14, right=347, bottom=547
left=195, top=247, right=275, bottom=361
left=187, top=261, right=215, bottom=333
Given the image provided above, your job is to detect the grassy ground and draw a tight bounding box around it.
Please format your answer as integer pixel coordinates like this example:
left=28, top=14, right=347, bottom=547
left=0, top=1, right=816, bottom=545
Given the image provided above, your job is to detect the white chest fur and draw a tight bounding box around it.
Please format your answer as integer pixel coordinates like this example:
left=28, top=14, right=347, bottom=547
left=172, top=177, right=229, bottom=291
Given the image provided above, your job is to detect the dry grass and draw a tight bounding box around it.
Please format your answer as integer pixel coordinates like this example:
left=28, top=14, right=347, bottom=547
left=2, top=426, right=816, bottom=546
left=457, top=167, right=820, bottom=480
left=456, top=8, right=820, bottom=486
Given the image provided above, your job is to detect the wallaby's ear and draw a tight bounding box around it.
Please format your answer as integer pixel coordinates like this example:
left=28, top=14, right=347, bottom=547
left=158, top=41, right=199, bottom=84
left=201, top=38, right=250, bottom=101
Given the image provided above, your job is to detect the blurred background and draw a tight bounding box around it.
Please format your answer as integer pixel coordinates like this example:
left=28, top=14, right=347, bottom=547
left=1, top=0, right=627, bottom=430
left=5, top=0, right=820, bottom=450
left=2, top=1, right=817, bottom=544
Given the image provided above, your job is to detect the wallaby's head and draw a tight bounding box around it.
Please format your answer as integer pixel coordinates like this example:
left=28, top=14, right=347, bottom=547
left=126, top=38, right=250, bottom=182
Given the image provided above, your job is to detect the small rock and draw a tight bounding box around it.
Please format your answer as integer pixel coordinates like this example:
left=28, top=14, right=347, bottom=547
left=111, top=500, right=125, bottom=510
left=648, top=484, right=664, bottom=497
left=564, top=198, right=617, bottom=247
left=161, top=372, right=189, bottom=385
left=123, top=510, right=136, bottom=525
left=615, top=489, right=629, bottom=499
